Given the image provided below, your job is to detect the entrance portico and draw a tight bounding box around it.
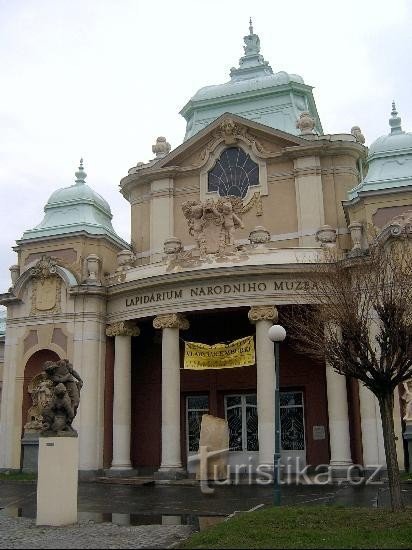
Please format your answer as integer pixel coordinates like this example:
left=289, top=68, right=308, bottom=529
left=105, top=299, right=338, bottom=478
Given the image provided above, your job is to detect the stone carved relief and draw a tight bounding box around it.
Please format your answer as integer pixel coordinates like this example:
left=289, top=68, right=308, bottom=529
left=106, top=321, right=140, bottom=337
left=182, top=196, right=244, bottom=259
left=378, top=210, right=412, bottom=242
left=402, top=381, right=412, bottom=422
left=30, top=276, right=62, bottom=316
left=24, top=373, right=54, bottom=432
left=241, top=191, right=263, bottom=217
left=248, top=305, right=278, bottom=323
left=30, top=255, right=58, bottom=282
left=29, top=255, right=63, bottom=315
left=197, top=118, right=272, bottom=168
left=153, top=313, right=190, bottom=330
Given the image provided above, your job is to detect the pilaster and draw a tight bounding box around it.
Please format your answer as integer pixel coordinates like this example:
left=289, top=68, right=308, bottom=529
left=293, top=156, right=325, bottom=246
left=150, top=178, right=174, bottom=263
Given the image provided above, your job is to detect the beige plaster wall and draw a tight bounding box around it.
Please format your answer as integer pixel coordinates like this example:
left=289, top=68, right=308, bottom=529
left=347, top=191, right=412, bottom=229
left=0, top=266, right=107, bottom=471
left=127, top=132, right=365, bottom=258
left=17, top=235, right=122, bottom=283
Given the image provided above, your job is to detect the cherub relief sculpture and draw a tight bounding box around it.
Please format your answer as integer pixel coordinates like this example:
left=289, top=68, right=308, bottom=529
left=40, top=359, right=83, bottom=435
left=218, top=198, right=244, bottom=248
left=182, top=196, right=244, bottom=258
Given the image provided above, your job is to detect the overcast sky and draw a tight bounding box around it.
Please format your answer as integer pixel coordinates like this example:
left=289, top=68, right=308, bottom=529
left=0, top=0, right=411, bottom=302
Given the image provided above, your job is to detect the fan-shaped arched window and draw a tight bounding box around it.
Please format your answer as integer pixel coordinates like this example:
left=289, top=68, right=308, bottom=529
left=207, top=147, right=259, bottom=198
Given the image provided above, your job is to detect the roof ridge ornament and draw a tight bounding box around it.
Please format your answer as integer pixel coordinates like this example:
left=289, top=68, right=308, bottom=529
left=389, top=100, right=403, bottom=135
left=74, top=157, right=87, bottom=185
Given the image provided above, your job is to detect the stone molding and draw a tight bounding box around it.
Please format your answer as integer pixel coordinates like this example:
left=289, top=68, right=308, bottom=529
left=248, top=305, right=278, bottom=323
left=268, top=166, right=359, bottom=183
left=153, top=313, right=189, bottom=330
left=106, top=321, right=140, bottom=337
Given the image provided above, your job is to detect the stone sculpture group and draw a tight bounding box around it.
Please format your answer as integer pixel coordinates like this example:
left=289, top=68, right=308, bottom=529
left=39, top=359, right=83, bottom=436
left=182, top=196, right=244, bottom=257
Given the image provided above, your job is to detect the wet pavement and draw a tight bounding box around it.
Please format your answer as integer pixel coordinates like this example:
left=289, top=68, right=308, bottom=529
left=1, top=480, right=412, bottom=520
left=1, top=481, right=412, bottom=549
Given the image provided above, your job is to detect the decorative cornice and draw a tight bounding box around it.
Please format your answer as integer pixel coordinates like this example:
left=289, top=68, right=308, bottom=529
left=153, top=313, right=190, bottom=330
left=248, top=305, right=278, bottom=322
left=106, top=321, right=140, bottom=337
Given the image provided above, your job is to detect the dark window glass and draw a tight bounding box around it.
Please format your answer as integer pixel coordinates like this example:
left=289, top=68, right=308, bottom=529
left=187, top=395, right=209, bottom=452
left=208, top=147, right=259, bottom=198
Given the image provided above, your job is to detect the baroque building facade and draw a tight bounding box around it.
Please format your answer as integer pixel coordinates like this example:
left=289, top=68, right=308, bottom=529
left=1, top=24, right=411, bottom=477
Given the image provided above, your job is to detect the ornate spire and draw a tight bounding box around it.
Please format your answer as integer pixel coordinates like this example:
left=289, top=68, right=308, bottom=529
left=243, top=19, right=260, bottom=56
left=389, top=100, right=403, bottom=134
left=230, top=20, right=272, bottom=80
left=74, top=158, right=87, bottom=185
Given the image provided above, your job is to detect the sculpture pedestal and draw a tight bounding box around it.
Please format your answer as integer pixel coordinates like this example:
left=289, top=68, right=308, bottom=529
left=36, top=436, right=78, bottom=526
left=21, top=432, right=39, bottom=473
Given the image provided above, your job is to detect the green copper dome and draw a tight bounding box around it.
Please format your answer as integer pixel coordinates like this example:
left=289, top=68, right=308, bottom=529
left=19, top=160, right=128, bottom=247
left=180, top=20, right=322, bottom=140
left=348, top=103, right=412, bottom=200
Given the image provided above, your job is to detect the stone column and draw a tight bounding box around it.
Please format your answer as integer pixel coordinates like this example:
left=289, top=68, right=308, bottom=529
left=358, top=384, right=383, bottom=469
left=325, top=323, right=352, bottom=472
left=106, top=321, right=140, bottom=473
left=248, top=305, right=278, bottom=468
left=153, top=313, right=189, bottom=479
left=358, top=319, right=386, bottom=471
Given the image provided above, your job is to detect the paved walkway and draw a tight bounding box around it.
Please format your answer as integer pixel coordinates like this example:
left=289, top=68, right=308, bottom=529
left=1, top=481, right=411, bottom=549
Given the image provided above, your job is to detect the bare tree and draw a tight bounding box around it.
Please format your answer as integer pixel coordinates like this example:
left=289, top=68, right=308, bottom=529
left=284, top=236, right=412, bottom=511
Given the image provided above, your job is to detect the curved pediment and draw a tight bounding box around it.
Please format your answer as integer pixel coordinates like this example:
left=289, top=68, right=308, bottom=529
left=156, top=113, right=308, bottom=171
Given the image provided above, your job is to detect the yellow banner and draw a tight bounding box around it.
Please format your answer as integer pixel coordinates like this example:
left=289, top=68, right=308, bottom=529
left=184, top=336, right=255, bottom=370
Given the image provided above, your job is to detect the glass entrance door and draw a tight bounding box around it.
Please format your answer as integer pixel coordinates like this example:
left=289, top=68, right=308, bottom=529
left=224, top=391, right=306, bottom=472
left=224, top=394, right=259, bottom=470
left=280, top=390, right=306, bottom=470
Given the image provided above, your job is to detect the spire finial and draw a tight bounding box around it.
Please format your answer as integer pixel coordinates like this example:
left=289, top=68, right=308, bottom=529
left=389, top=100, right=403, bottom=134
left=75, top=157, right=87, bottom=185
left=249, top=17, right=253, bottom=35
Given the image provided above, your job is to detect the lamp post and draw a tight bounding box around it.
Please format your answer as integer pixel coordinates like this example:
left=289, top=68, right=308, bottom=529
left=268, top=324, right=286, bottom=506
